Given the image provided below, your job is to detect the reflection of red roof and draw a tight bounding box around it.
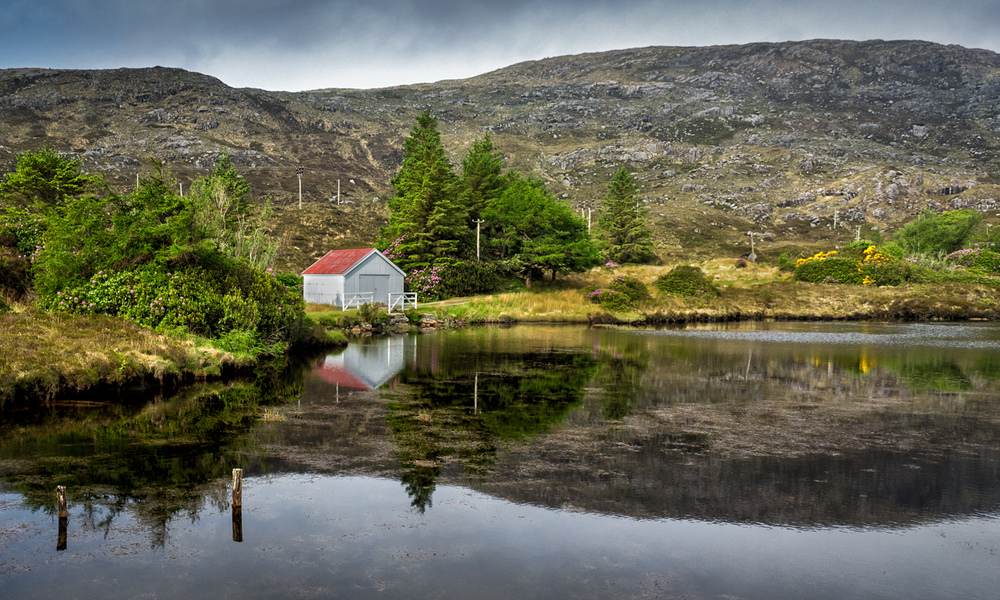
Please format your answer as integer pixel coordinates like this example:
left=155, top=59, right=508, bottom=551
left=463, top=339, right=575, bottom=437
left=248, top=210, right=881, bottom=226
left=302, top=248, right=374, bottom=275
left=314, top=364, right=371, bottom=390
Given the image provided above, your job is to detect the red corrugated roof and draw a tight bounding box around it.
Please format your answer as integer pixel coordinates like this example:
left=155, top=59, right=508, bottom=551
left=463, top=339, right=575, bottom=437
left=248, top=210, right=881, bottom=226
left=302, top=248, right=375, bottom=275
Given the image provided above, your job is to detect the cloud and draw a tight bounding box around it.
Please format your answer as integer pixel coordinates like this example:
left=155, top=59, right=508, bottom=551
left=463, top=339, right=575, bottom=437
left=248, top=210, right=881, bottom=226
left=1, top=0, right=998, bottom=90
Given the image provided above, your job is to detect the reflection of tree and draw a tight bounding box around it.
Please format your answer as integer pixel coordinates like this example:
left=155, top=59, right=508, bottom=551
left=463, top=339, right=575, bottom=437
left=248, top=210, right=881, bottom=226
left=0, top=355, right=312, bottom=542
left=592, top=335, right=650, bottom=421
left=385, top=350, right=598, bottom=510
left=400, top=464, right=439, bottom=513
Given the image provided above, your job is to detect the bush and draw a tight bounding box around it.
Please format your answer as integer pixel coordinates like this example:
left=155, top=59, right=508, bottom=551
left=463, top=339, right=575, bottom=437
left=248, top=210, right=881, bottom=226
left=945, top=248, right=1000, bottom=272
left=777, top=253, right=793, bottom=272
left=358, top=302, right=389, bottom=325
left=436, top=260, right=504, bottom=298
left=40, top=258, right=305, bottom=348
left=895, top=209, right=982, bottom=257
left=655, top=266, right=720, bottom=298
left=793, top=257, right=864, bottom=285
left=585, top=274, right=650, bottom=312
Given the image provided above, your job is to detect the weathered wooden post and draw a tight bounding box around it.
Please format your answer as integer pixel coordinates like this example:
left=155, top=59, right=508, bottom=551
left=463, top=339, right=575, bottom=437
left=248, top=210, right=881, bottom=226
left=56, top=486, right=68, bottom=551
left=232, top=469, right=243, bottom=543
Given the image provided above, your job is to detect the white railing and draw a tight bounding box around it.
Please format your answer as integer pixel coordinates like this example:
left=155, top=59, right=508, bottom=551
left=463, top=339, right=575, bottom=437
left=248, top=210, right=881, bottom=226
left=342, top=292, right=374, bottom=310
left=388, top=292, right=418, bottom=314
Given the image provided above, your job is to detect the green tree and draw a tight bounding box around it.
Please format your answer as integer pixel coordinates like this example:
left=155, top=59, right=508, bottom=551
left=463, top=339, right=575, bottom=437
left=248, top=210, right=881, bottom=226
left=0, top=147, right=102, bottom=208
left=459, top=133, right=506, bottom=223
left=597, top=167, right=655, bottom=264
left=190, top=155, right=276, bottom=270
left=483, top=174, right=600, bottom=286
left=895, top=209, right=982, bottom=257
left=380, top=110, right=466, bottom=269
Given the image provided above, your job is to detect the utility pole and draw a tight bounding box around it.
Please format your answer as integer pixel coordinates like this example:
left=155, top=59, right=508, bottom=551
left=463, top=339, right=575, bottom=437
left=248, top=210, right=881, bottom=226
left=337, top=179, right=341, bottom=205
left=474, top=219, right=485, bottom=262
left=296, top=166, right=304, bottom=209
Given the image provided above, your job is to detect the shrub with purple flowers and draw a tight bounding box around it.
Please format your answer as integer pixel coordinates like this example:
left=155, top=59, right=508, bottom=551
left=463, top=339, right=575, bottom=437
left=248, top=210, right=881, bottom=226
left=945, top=248, right=1000, bottom=272
left=405, top=265, right=447, bottom=301
left=584, top=274, right=650, bottom=311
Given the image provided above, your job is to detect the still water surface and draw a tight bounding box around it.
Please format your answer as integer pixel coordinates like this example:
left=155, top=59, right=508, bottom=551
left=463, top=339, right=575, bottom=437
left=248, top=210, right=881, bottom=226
left=3, top=322, right=1000, bottom=599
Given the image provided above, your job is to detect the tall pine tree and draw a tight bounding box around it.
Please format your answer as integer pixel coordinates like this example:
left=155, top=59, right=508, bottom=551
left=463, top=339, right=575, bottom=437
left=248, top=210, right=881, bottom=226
left=379, top=110, right=466, bottom=269
left=597, top=167, right=656, bottom=264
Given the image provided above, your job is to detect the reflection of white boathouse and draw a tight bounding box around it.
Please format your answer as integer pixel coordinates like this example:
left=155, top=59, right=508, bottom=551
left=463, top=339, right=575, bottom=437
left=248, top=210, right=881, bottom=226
left=315, top=336, right=411, bottom=390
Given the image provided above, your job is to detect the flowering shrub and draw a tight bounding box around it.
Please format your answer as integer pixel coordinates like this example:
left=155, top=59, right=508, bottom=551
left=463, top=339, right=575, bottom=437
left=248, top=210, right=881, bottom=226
left=794, top=257, right=864, bottom=285
left=604, top=261, right=620, bottom=268
left=585, top=274, right=650, bottom=311
left=796, top=250, right=837, bottom=268
left=734, top=257, right=749, bottom=269
left=944, top=248, right=1000, bottom=272
left=795, top=245, right=913, bottom=286
left=40, top=261, right=304, bottom=347
left=381, top=234, right=407, bottom=262
left=585, top=288, right=632, bottom=312
left=405, top=265, right=447, bottom=301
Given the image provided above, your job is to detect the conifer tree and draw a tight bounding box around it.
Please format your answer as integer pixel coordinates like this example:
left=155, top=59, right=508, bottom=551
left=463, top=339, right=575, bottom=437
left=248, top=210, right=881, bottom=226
left=597, top=167, right=656, bottom=264
left=459, top=133, right=505, bottom=223
left=379, top=110, right=465, bottom=269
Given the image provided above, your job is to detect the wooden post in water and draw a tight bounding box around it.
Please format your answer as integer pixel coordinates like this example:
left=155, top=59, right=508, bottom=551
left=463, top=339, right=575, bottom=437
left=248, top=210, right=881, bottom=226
left=56, top=486, right=68, bottom=551
left=232, top=469, right=242, bottom=507
left=232, top=469, right=243, bottom=543
left=56, top=485, right=68, bottom=517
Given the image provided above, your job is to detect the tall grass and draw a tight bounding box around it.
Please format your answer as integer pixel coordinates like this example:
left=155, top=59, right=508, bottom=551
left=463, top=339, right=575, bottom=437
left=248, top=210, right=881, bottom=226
left=0, top=305, right=255, bottom=403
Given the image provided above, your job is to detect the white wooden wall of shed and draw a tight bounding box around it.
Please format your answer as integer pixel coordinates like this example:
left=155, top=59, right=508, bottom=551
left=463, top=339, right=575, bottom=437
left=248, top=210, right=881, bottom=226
left=303, top=274, right=345, bottom=306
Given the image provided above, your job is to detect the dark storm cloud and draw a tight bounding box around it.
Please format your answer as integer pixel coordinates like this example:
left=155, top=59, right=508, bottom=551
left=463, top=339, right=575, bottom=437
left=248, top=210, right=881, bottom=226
left=1, top=0, right=998, bottom=90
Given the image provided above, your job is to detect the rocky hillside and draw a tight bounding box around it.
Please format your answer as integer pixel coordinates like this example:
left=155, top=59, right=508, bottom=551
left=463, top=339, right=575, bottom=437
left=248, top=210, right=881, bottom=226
left=2, top=39, right=999, bottom=271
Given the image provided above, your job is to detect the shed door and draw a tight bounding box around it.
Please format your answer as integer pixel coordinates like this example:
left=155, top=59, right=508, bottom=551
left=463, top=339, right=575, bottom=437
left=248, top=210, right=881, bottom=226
left=359, top=274, right=390, bottom=304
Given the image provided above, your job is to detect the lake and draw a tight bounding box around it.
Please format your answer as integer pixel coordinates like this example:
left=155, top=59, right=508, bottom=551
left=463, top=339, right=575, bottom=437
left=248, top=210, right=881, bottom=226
left=3, top=322, right=1000, bottom=599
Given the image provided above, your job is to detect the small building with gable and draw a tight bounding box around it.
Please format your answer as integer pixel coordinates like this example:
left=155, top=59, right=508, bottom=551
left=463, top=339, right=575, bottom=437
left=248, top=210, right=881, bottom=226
left=302, top=248, right=405, bottom=307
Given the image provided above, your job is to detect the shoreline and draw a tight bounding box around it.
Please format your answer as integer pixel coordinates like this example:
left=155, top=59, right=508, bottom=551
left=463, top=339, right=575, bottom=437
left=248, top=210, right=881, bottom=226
left=4, top=280, right=998, bottom=405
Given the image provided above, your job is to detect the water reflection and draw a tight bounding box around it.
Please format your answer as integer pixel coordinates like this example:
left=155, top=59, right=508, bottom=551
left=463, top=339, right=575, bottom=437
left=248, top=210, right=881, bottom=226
left=5, top=324, right=1000, bottom=599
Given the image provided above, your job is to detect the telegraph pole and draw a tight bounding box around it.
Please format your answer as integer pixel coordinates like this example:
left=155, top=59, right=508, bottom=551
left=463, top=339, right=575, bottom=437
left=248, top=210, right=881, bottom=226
left=337, top=179, right=341, bottom=205
left=474, top=219, right=485, bottom=262
left=296, top=166, right=304, bottom=209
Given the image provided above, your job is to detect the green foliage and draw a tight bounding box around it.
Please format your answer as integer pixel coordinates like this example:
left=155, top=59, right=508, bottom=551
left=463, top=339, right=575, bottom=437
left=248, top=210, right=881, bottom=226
left=188, top=155, right=277, bottom=270
left=39, top=261, right=304, bottom=348
left=881, top=241, right=905, bottom=258
left=0, top=147, right=103, bottom=208
left=895, top=209, right=982, bottom=257
left=945, top=248, right=1000, bottom=272
left=358, top=302, right=389, bottom=325
left=436, top=260, right=505, bottom=298
left=596, top=167, right=656, bottom=264
left=777, top=253, right=793, bottom=272
left=22, top=155, right=302, bottom=349
left=379, top=110, right=466, bottom=269
left=585, top=274, right=650, bottom=312
left=483, top=173, right=600, bottom=286
left=793, top=257, right=865, bottom=284
left=655, top=266, right=720, bottom=297
left=459, top=134, right=505, bottom=224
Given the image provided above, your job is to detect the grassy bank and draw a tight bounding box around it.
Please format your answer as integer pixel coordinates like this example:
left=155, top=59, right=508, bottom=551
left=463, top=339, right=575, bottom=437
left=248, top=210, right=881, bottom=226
left=415, top=264, right=1000, bottom=324
left=0, top=306, right=347, bottom=405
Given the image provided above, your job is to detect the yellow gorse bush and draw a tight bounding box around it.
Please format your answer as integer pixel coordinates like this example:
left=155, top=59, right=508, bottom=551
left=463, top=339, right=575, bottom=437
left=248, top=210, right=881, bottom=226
left=796, top=250, right=837, bottom=268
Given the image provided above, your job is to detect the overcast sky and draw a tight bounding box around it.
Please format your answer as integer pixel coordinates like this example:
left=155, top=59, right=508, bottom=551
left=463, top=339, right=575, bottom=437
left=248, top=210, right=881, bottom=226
left=2, top=0, right=997, bottom=91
